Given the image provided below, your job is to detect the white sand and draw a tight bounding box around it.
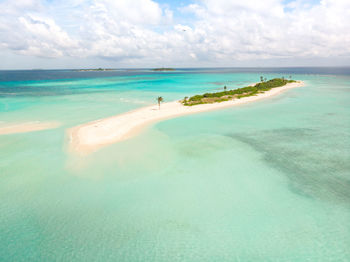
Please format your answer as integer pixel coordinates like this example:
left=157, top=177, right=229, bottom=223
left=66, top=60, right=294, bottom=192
left=68, top=81, right=304, bottom=154
left=0, top=121, right=61, bottom=135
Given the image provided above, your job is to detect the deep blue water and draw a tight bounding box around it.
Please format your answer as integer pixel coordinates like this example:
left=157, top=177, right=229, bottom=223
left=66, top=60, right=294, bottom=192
left=1, top=67, right=350, bottom=82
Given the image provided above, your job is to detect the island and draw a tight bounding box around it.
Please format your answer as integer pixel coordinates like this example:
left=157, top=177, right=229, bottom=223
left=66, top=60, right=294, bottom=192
left=152, top=68, right=176, bottom=71
left=182, top=78, right=296, bottom=105
left=77, top=68, right=117, bottom=72
left=68, top=78, right=303, bottom=155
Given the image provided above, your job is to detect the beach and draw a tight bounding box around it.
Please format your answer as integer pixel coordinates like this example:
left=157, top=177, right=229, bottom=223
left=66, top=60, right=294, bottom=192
left=68, top=81, right=304, bottom=154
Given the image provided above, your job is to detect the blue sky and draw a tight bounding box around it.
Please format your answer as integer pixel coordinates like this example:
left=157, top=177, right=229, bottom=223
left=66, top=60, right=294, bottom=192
left=0, top=0, right=349, bottom=69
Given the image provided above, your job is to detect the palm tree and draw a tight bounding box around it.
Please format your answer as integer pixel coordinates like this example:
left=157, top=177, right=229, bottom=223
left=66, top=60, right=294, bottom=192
left=260, top=76, right=264, bottom=82
left=224, top=86, right=227, bottom=92
left=157, top=96, right=164, bottom=109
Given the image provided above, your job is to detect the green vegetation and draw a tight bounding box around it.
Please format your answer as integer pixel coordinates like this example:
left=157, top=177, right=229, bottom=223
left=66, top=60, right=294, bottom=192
left=152, top=68, right=176, bottom=71
left=182, top=78, right=296, bottom=106
left=78, top=68, right=116, bottom=72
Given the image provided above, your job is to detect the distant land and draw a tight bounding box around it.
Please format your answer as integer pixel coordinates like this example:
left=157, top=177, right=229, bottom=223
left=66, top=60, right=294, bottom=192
left=77, top=68, right=117, bottom=72
left=152, top=68, right=176, bottom=71
left=75, top=68, right=176, bottom=72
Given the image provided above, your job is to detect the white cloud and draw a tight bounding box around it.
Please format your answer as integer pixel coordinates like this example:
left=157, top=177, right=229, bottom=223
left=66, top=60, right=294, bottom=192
left=18, top=15, right=79, bottom=57
left=0, top=0, right=349, bottom=67
left=93, top=0, right=163, bottom=25
left=180, top=0, right=350, bottom=62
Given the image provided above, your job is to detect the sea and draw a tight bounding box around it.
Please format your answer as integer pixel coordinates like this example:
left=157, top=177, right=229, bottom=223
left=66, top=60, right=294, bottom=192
left=0, top=67, right=349, bottom=261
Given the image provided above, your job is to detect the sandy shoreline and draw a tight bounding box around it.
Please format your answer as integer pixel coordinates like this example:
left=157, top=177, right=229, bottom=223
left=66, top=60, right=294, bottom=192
left=68, top=81, right=304, bottom=154
left=0, top=121, right=61, bottom=135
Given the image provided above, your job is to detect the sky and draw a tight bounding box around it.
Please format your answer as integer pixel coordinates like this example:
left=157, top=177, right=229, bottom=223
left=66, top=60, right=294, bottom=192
left=0, top=0, right=350, bottom=69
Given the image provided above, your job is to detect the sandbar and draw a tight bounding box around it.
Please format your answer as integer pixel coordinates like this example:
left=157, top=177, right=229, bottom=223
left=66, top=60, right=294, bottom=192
left=0, top=121, right=61, bottom=135
left=68, top=81, right=304, bottom=154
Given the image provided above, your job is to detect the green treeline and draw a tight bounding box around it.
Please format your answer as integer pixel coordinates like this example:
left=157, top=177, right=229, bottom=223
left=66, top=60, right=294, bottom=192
left=182, top=78, right=296, bottom=106
left=152, top=68, right=176, bottom=71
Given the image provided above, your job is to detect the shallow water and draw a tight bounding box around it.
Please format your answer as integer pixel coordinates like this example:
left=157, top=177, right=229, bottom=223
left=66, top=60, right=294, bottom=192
left=0, top=68, right=349, bottom=261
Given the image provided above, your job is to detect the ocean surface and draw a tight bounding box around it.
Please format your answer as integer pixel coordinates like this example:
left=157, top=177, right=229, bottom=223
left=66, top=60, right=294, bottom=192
left=0, top=68, right=349, bottom=261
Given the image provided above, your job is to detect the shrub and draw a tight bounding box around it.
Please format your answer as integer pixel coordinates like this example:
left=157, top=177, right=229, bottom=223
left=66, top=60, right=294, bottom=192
left=183, top=78, right=295, bottom=106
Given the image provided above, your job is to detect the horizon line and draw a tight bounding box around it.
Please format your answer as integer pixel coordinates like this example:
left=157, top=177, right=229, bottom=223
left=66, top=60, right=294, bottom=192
left=1, top=65, right=350, bottom=71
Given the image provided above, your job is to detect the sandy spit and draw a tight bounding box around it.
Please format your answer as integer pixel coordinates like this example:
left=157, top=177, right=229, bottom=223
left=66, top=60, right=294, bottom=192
left=68, top=81, right=304, bottom=155
left=0, top=121, right=61, bottom=135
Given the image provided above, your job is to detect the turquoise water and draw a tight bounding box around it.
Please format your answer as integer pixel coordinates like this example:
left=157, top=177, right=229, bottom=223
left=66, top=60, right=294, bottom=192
left=0, top=69, right=349, bottom=261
